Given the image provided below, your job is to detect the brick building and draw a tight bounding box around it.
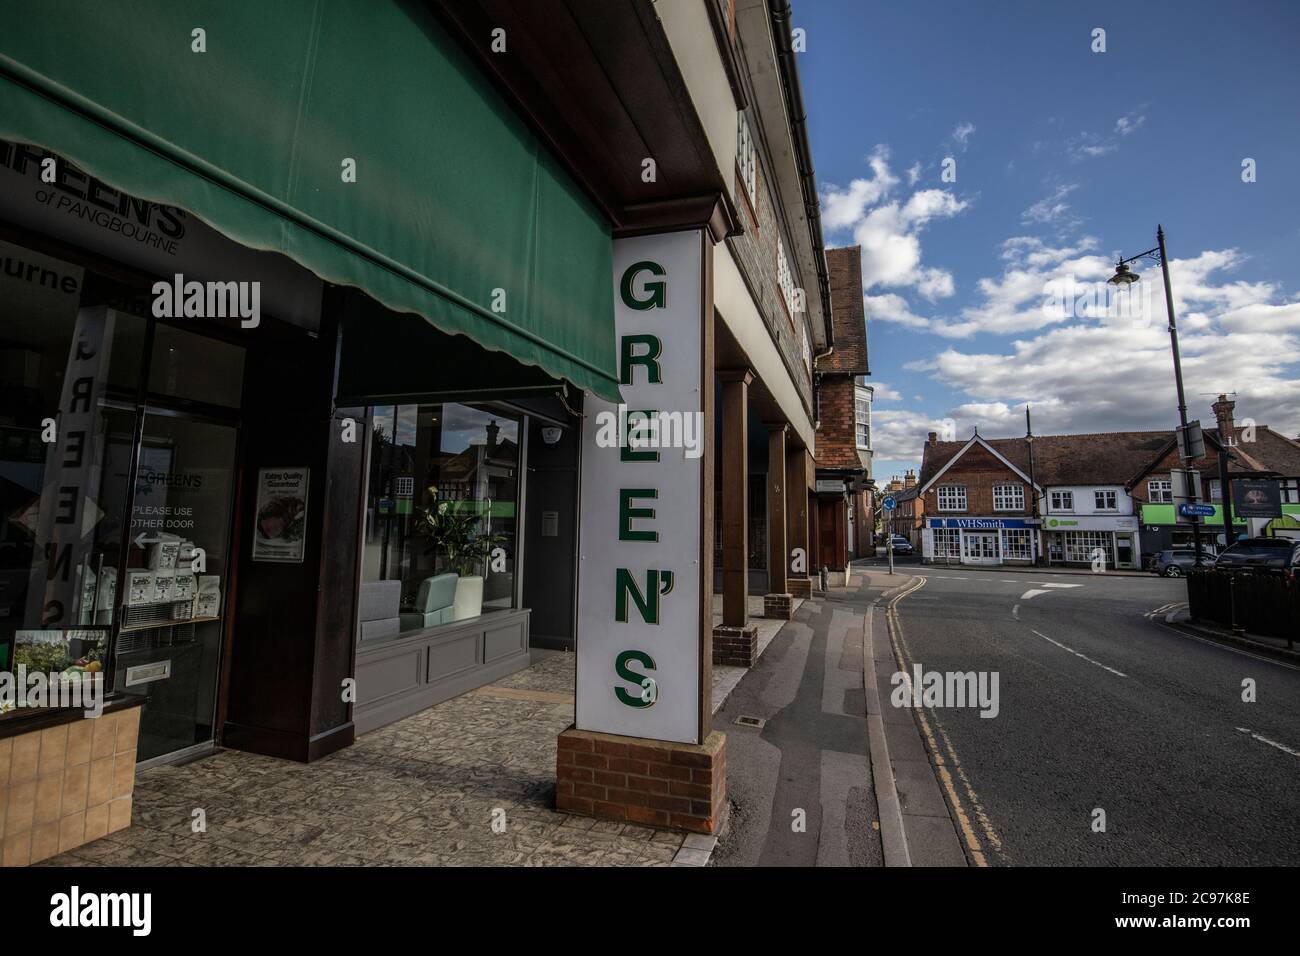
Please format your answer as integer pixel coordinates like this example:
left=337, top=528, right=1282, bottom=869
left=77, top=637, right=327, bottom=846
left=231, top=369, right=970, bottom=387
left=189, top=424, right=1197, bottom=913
left=812, top=245, right=873, bottom=580
left=1128, top=395, right=1300, bottom=558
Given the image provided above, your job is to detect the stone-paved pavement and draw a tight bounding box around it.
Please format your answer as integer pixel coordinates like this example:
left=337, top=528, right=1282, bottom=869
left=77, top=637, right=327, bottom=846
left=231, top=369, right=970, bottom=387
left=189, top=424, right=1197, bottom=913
left=40, top=653, right=686, bottom=867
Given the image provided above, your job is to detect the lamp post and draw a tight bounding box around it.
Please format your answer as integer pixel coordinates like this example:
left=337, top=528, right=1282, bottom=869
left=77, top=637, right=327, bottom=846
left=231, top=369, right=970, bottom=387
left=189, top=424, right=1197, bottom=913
left=1108, top=225, right=1205, bottom=565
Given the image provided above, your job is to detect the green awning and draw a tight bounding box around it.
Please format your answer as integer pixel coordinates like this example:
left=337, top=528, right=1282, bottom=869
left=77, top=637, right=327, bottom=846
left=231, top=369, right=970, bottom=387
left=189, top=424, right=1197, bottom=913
left=0, top=0, right=619, bottom=401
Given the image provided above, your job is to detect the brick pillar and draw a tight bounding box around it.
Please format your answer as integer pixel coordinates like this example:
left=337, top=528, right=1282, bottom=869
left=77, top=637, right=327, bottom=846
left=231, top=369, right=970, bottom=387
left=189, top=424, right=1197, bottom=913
left=715, top=369, right=757, bottom=663
left=556, top=727, right=726, bottom=833
left=786, top=446, right=812, bottom=598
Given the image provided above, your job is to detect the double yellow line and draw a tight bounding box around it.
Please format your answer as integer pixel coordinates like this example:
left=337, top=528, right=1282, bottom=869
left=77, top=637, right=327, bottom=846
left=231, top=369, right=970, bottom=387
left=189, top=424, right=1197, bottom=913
left=884, top=576, right=1004, bottom=867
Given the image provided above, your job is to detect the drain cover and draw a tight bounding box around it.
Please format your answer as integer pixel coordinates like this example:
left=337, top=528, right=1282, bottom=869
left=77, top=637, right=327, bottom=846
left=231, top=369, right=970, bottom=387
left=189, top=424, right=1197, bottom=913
left=734, top=715, right=766, bottom=729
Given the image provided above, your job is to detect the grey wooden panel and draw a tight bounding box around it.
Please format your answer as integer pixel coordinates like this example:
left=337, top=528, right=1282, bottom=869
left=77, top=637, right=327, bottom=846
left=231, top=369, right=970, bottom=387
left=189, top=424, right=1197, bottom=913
left=483, top=619, right=527, bottom=663
left=427, top=632, right=481, bottom=683
left=356, top=646, right=423, bottom=706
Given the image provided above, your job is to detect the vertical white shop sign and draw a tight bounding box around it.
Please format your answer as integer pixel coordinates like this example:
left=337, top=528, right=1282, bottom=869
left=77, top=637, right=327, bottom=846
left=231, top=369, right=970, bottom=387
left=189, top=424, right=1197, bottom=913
left=25, top=306, right=113, bottom=626
left=577, top=231, right=704, bottom=745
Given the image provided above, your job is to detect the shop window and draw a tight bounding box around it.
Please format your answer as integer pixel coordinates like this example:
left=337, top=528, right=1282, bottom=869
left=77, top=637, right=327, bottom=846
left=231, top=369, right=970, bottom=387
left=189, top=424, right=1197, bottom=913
left=1049, top=490, right=1073, bottom=511
left=993, top=483, right=1024, bottom=511
left=1001, top=529, right=1032, bottom=560
left=360, top=403, right=520, bottom=639
left=148, top=323, right=245, bottom=408
left=1147, top=479, right=1171, bottom=504
left=1208, top=480, right=1222, bottom=502
left=0, top=237, right=149, bottom=716
left=1094, top=490, right=1118, bottom=511
left=1063, top=531, right=1109, bottom=563
left=937, top=485, right=966, bottom=511
left=933, top=527, right=961, bottom=558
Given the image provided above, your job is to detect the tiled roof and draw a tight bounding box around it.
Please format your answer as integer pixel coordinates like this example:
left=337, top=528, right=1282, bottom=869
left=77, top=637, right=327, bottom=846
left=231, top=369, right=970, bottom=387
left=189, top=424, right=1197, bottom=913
left=918, top=425, right=1300, bottom=492
left=919, top=431, right=1172, bottom=488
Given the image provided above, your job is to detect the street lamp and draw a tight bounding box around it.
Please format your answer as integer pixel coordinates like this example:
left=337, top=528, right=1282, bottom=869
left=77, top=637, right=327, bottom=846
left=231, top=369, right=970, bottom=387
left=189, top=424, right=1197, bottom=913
left=1108, top=225, right=1206, bottom=565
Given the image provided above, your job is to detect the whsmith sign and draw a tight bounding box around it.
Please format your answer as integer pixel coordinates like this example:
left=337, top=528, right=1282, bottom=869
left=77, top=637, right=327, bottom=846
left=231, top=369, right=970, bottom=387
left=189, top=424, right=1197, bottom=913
left=577, top=231, right=707, bottom=745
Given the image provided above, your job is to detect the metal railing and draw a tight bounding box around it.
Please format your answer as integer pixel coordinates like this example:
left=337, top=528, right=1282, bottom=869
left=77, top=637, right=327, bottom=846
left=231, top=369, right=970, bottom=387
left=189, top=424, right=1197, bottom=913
left=1187, top=569, right=1298, bottom=647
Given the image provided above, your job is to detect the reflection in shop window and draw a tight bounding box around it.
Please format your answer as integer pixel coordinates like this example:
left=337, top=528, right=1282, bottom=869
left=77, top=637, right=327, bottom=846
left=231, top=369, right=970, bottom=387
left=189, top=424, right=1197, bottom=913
left=360, top=403, right=520, bottom=640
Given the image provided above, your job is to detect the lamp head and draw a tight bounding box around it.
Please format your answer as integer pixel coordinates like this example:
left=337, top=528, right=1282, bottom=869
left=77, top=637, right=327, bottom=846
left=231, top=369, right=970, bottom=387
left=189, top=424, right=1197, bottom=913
left=1108, top=261, right=1140, bottom=286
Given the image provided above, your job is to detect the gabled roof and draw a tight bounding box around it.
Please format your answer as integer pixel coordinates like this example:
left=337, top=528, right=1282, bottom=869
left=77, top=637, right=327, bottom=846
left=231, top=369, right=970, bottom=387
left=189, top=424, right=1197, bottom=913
left=917, top=434, right=1038, bottom=493
left=920, top=430, right=1174, bottom=489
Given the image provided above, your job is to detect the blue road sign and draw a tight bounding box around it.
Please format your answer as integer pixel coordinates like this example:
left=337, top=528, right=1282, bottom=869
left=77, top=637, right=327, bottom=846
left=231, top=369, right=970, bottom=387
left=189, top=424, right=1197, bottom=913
left=1178, top=502, right=1215, bottom=518
left=882, top=495, right=897, bottom=511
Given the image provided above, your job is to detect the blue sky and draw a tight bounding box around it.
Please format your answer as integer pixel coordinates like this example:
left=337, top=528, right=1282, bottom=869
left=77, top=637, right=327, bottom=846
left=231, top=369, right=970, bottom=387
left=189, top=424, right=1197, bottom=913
left=798, top=0, right=1300, bottom=483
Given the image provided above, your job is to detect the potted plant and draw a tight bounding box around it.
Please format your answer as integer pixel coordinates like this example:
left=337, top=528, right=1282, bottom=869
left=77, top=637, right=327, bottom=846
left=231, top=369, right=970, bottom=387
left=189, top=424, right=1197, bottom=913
left=414, top=486, right=502, bottom=621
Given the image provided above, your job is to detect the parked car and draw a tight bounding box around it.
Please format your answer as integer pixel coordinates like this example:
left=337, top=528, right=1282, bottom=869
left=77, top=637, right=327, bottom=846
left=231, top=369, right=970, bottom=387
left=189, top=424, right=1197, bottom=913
left=1148, top=548, right=1217, bottom=576
left=1213, top=537, right=1300, bottom=577
left=887, top=534, right=914, bottom=555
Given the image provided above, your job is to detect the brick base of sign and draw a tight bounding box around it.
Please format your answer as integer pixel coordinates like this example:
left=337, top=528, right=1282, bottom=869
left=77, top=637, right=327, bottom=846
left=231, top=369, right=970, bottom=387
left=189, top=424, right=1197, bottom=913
left=711, top=624, right=758, bottom=667
left=555, top=726, right=726, bottom=833
left=763, top=592, right=794, bottom=620
left=788, top=577, right=812, bottom=599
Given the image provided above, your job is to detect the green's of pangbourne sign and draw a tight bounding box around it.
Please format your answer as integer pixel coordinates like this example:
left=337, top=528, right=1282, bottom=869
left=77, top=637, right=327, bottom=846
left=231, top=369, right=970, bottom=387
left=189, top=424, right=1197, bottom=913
left=577, top=232, right=704, bottom=744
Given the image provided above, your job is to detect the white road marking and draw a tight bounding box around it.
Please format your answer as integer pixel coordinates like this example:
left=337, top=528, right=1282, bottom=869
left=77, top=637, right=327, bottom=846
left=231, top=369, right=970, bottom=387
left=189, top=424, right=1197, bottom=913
left=1042, top=583, right=1083, bottom=589
left=1030, top=629, right=1128, bottom=678
left=1011, top=604, right=1019, bottom=620
left=1020, top=589, right=1051, bottom=600
left=1236, top=727, right=1300, bottom=758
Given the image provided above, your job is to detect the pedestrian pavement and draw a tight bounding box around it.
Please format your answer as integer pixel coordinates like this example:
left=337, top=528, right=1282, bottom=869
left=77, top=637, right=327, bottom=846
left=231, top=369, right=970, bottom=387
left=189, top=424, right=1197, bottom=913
left=39, top=652, right=688, bottom=867
left=711, top=593, right=805, bottom=713
left=1163, top=607, right=1300, bottom=661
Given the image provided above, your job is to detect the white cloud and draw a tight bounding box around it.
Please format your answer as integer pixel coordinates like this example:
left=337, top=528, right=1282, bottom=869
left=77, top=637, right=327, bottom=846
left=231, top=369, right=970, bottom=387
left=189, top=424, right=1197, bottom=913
left=1115, top=112, right=1146, bottom=136
left=821, top=145, right=898, bottom=230
left=821, top=149, right=966, bottom=301
left=903, top=243, right=1300, bottom=441
left=867, top=382, right=903, bottom=402
left=1022, top=183, right=1080, bottom=225
left=951, top=121, right=976, bottom=151
left=865, top=292, right=933, bottom=329
left=906, top=162, right=922, bottom=185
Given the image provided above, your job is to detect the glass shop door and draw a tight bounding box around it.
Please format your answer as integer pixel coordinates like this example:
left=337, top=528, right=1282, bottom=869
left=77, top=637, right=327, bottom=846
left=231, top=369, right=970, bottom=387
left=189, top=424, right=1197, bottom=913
left=113, top=410, right=238, bottom=763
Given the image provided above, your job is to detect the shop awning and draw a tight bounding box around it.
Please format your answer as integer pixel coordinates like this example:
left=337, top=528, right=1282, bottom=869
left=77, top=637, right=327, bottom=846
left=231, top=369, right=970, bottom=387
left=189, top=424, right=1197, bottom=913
left=0, top=0, right=619, bottom=401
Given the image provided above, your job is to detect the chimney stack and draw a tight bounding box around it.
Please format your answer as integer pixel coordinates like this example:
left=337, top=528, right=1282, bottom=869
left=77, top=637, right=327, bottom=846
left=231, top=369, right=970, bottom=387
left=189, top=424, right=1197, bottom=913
left=486, top=419, right=500, bottom=454
left=1212, top=394, right=1236, bottom=447
left=927, top=431, right=938, bottom=445
left=904, top=469, right=916, bottom=489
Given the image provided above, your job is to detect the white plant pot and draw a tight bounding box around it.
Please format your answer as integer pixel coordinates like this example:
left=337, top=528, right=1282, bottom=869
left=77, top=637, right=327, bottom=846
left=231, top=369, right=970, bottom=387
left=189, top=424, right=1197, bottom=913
left=452, top=575, right=484, bottom=621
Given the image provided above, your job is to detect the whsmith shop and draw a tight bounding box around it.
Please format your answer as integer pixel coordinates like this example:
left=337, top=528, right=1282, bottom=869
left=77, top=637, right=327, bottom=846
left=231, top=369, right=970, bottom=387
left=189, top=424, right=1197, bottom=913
left=0, top=0, right=830, bottom=864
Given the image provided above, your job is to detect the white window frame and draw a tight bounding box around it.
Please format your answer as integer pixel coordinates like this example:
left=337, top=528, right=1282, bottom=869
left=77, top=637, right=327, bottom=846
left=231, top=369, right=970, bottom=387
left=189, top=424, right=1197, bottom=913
left=1000, top=528, right=1032, bottom=560
left=993, top=483, right=1024, bottom=512
left=1147, top=479, right=1172, bottom=504
left=1282, top=479, right=1299, bottom=504
left=937, top=485, right=966, bottom=511
left=736, top=111, right=757, bottom=209
left=933, top=527, right=961, bottom=558
left=1208, top=480, right=1222, bottom=503
left=777, top=236, right=796, bottom=318
left=854, top=387, right=871, bottom=450
left=1049, top=490, right=1074, bottom=512
left=1094, top=489, right=1118, bottom=511
left=1063, top=530, right=1111, bottom=563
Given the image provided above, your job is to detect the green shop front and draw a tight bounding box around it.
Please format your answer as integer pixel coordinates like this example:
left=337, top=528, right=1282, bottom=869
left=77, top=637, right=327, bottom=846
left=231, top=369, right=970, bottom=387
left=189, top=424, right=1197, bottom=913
left=0, top=0, right=617, bottom=865
left=1139, top=502, right=1300, bottom=562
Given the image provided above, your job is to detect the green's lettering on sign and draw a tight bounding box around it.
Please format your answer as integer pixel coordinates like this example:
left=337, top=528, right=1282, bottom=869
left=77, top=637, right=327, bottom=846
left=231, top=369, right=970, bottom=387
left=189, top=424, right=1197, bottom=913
left=615, top=650, right=657, bottom=707
left=615, top=568, right=674, bottom=625
left=622, top=409, right=660, bottom=462
left=619, top=488, right=658, bottom=542
left=620, top=334, right=662, bottom=385
left=620, top=260, right=666, bottom=310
